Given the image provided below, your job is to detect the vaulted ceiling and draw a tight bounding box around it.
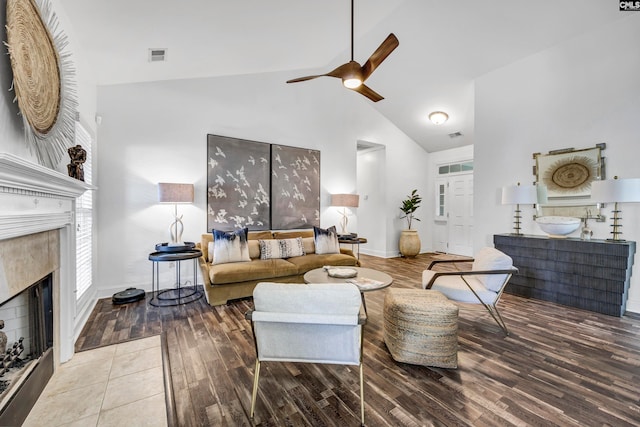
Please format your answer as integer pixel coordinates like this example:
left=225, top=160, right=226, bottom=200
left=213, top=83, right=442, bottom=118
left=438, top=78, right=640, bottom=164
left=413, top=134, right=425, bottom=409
left=59, top=0, right=625, bottom=152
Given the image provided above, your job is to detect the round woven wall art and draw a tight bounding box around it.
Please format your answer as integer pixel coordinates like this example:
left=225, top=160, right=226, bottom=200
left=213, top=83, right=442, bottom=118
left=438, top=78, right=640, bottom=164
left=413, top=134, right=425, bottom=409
left=543, top=155, right=598, bottom=194
left=5, top=0, right=77, bottom=168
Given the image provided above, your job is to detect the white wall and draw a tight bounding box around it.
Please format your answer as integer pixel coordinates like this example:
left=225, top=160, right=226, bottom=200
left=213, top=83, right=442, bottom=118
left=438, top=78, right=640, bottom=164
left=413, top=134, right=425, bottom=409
left=95, top=73, right=429, bottom=295
left=357, top=145, right=387, bottom=257
left=474, top=15, right=640, bottom=313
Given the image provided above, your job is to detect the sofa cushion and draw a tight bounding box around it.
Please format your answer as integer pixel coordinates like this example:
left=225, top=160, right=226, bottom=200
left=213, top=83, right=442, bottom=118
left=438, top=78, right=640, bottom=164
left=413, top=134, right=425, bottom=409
left=286, top=253, right=358, bottom=274
left=272, top=230, right=314, bottom=239
left=259, top=238, right=305, bottom=260
left=248, top=231, right=274, bottom=240
left=209, top=259, right=299, bottom=285
left=212, top=228, right=251, bottom=265
left=302, top=237, right=315, bottom=254
left=314, top=226, right=340, bottom=254
left=248, top=240, right=261, bottom=259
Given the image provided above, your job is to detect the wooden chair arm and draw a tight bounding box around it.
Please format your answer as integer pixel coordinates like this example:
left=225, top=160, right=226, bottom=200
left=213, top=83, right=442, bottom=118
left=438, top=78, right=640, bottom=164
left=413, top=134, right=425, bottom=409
left=427, top=257, right=474, bottom=270
left=424, top=267, right=518, bottom=288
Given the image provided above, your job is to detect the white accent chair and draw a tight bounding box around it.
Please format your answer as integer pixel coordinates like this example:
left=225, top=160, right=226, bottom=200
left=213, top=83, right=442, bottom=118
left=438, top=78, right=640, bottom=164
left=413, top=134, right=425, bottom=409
left=245, top=282, right=366, bottom=425
left=422, top=247, right=518, bottom=335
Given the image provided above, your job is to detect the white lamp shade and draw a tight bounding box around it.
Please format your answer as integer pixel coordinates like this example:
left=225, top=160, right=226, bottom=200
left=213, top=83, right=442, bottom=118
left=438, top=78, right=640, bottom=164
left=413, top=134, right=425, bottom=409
left=158, top=183, right=194, bottom=204
left=590, top=178, right=640, bottom=203
left=331, top=193, right=360, bottom=208
left=501, top=184, right=537, bottom=205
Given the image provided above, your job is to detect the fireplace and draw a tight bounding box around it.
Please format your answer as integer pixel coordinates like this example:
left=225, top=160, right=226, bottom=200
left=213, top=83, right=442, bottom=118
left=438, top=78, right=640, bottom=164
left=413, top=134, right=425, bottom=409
left=0, top=153, right=92, bottom=423
left=0, top=274, right=54, bottom=425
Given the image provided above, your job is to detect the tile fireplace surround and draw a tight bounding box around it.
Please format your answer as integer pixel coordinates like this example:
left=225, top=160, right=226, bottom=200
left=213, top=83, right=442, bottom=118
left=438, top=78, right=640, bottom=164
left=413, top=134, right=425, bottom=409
left=0, top=153, right=92, bottom=369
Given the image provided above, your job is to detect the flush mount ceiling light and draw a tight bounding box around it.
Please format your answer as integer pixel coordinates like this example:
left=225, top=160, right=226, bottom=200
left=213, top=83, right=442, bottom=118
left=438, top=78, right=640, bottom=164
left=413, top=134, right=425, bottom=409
left=429, top=111, right=449, bottom=125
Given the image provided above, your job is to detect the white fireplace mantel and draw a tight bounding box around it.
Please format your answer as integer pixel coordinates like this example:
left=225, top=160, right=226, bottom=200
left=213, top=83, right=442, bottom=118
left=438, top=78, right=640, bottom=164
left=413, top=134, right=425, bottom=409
left=0, top=152, right=92, bottom=197
left=0, top=153, right=94, bottom=240
left=0, top=152, right=95, bottom=364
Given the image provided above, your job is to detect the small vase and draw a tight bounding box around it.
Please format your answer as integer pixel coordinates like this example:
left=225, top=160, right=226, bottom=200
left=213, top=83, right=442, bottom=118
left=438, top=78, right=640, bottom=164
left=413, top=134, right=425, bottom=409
left=399, top=229, right=421, bottom=257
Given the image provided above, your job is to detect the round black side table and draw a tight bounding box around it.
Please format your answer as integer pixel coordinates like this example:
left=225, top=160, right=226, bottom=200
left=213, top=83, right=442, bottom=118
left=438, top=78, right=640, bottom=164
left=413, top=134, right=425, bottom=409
left=148, top=249, right=203, bottom=307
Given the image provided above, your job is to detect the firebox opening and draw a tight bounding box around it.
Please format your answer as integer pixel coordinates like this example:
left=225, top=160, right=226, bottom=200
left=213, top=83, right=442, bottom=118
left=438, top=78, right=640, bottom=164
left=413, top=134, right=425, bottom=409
left=0, top=273, right=54, bottom=426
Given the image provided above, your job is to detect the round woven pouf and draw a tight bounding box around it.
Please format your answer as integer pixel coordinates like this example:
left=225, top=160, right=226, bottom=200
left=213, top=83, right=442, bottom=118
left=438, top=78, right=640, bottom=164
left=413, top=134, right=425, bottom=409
left=383, top=288, right=458, bottom=368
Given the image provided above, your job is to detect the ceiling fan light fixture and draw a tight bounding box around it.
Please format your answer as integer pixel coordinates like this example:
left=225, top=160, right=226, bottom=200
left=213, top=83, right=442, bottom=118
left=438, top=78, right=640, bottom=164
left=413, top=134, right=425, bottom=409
left=429, top=111, right=449, bottom=125
left=343, top=78, right=362, bottom=89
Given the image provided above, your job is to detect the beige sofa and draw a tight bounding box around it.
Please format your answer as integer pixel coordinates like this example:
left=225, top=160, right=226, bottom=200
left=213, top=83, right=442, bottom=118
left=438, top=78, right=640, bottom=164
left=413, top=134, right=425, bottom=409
left=197, top=229, right=360, bottom=306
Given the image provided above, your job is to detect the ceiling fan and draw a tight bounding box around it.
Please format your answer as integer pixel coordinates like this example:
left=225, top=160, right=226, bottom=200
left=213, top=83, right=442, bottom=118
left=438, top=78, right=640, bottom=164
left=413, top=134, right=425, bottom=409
left=286, top=0, right=399, bottom=102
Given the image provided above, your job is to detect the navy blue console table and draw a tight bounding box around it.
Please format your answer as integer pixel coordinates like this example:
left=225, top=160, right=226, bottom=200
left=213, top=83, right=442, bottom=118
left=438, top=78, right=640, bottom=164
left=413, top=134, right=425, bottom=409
left=494, top=234, right=636, bottom=316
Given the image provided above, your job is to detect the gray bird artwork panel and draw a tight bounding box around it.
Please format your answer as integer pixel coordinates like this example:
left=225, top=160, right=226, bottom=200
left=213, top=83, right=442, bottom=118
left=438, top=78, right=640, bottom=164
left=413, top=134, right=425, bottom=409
left=271, top=144, right=320, bottom=230
left=207, top=135, right=271, bottom=231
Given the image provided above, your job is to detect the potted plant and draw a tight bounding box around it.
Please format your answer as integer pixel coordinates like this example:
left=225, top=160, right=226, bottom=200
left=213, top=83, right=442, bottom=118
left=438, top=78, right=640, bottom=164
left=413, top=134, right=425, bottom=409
left=399, top=189, right=422, bottom=257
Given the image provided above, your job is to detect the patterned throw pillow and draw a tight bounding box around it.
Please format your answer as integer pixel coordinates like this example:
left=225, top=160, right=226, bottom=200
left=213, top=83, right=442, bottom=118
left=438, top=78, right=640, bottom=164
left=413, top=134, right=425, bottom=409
left=259, top=238, right=305, bottom=260
left=211, top=228, right=251, bottom=265
left=314, top=225, right=340, bottom=255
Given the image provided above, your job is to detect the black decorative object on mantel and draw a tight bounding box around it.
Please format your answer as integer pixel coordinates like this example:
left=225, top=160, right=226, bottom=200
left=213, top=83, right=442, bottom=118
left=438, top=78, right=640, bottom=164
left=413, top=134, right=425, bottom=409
left=67, top=144, right=86, bottom=181
left=494, top=234, right=636, bottom=316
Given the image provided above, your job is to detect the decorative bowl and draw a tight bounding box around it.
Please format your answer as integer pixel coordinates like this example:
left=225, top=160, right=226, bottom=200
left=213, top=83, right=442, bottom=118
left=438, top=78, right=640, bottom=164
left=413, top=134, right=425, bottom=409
left=535, top=216, right=581, bottom=238
left=327, top=268, right=358, bottom=278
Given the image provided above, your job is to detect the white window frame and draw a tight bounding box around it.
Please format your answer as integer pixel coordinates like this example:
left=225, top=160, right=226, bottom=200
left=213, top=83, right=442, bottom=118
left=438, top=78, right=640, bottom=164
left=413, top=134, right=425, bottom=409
left=74, top=122, right=93, bottom=304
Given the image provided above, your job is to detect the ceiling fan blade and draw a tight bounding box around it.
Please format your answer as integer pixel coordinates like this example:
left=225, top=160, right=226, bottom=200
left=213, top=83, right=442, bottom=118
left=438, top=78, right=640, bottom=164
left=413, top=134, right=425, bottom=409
left=287, top=63, right=355, bottom=83
left=351, top=84, right=384, bottom=102
left=361, top=33, right=399, bottom=81
left=286, top=74, right=326, bottom=84
left=325, top=61, right=360, bottom=79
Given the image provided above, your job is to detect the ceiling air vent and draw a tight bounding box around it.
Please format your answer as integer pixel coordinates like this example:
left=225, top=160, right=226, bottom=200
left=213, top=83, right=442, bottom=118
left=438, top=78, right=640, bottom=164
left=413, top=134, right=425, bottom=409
left=148, top=48, right=167, bottom=62
left=448, top=131, right=463, bottom=138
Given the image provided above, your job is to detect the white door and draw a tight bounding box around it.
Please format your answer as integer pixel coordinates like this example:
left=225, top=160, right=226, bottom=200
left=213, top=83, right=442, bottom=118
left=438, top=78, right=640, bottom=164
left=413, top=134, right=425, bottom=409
left=447, top=173, right=473, bottom=256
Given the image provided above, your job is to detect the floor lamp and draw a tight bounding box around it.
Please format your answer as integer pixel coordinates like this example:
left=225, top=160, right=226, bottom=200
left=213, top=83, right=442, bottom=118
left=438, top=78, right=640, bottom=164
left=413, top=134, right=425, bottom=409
left=590, top=176, right=640, bottom=241
left=501, top=183, right=537, bottom=235
left=331, top=193, right=360, bottom=236
left=158, top=183, right=194, bottom=245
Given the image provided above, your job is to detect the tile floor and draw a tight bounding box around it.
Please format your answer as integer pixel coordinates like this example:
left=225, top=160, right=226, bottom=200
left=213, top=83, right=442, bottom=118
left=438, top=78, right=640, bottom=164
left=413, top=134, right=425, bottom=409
left=23, top=335, right=167, bottom=427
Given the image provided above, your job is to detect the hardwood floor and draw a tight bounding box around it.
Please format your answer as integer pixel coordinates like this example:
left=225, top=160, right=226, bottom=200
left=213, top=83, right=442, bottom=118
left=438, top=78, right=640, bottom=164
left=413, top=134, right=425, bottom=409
left=76, top=253, right=640, bottom=426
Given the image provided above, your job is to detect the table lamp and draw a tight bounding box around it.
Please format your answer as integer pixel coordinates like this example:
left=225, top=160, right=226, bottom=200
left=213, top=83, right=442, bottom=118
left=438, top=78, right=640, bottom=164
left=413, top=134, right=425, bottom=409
left=590, top=176, right=640, bottom=241
left=501, top=182, right=538, bottom=235
left=331, top=193, right=359, bottom=236
left=158, top=182, right=194, bottom=245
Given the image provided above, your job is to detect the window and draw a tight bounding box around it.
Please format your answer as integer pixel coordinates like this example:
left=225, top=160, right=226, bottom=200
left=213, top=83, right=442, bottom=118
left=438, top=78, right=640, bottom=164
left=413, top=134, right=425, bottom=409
left=75, top=123, right=93, bottom=300
left=436, top=179, right=447, bottom=220
left=438, top=161, right=473, bottom=175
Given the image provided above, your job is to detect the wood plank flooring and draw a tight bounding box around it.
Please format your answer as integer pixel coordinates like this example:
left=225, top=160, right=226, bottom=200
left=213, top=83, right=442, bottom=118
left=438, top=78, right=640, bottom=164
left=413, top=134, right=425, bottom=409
left=76, top=253, right=640, bottom=426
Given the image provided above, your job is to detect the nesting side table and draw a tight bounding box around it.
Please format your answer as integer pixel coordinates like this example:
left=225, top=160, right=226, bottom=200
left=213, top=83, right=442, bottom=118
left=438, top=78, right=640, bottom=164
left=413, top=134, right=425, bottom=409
left=148, top=249, right=203, bottom=306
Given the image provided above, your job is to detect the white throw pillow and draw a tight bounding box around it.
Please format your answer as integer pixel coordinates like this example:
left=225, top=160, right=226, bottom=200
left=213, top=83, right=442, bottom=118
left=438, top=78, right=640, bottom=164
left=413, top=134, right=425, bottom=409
left=313, top=225, right=340, bottom=255
left=259, top=238, right=305, bottom=259
left=211, top=228, right=251, bottom=265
